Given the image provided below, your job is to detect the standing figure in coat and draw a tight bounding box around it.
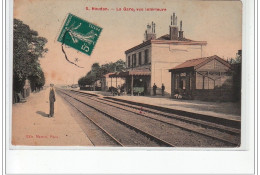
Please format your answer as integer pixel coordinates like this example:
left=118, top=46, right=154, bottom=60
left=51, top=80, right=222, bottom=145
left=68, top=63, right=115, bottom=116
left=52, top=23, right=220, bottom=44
left=153, top=83, right=157, bottom=96
left=49, top=84, right=56, bottom=117
left=161, top=83, right=165, bottom=96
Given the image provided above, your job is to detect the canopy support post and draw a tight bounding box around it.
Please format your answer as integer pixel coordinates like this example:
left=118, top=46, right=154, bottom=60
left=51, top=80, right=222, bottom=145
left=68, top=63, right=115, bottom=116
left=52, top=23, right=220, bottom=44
left=131, top=75, right=134, bottom=96
left=111, top=77, right=112, bottom=89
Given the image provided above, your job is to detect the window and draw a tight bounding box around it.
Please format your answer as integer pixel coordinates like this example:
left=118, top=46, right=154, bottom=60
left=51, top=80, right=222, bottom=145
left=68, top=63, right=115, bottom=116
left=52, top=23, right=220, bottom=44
left=175, top=74, right=179, bottom=90
left=196, top=73, right=203, bottom=89
left=179, top=74, right=186, bottom=90
left=132, top=54, right=136, bottom=67
left=144, top=49, right=149, bottom=64
left=182, top=80, right=186, bottom=89
left=138, top=52, right=142, bottom=65
left=196, top=72, right=215, bottom=89
left=128, top=56, right=131, bottom=68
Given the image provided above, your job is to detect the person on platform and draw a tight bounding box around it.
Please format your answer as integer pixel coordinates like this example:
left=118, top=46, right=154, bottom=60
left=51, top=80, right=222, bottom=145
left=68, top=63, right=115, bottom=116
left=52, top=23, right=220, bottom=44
left=117, top=85, right=121, bottom=96
left=153, top=83, right=157, bottom=96
left=49, top=84, right=56, bottom=117
left=161, top=83, right=165, bottom=96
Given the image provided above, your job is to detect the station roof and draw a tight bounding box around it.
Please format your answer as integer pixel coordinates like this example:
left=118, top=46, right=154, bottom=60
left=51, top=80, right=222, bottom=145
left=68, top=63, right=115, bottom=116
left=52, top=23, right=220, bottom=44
left=102, top=72, right=115, bottom=78
left=125, top=40, right=151, bottom=55
left=169, top=55, right=231, bottom=72
left=125, top=34, right=207, bottom=54
left=156, top=34, right=193, bottom=42
left=109, top=70, right=151, bottom=78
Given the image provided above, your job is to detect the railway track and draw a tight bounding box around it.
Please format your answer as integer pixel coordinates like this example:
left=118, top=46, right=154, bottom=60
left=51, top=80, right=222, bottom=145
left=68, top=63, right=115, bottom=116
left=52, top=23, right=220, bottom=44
left=60, top=94, right=124, bottom=146
left=72, top=90, right=240, bottom=134
left=58, top=88, right=240, bottom=147
left=69, top=90, right=240, bottom=145
left=57, top=89, right=174, bottom=147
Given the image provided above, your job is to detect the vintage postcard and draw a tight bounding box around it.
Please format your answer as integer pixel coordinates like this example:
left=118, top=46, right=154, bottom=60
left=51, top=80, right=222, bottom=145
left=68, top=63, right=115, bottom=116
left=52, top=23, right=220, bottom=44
left=12, top=0, right=242, bottom=147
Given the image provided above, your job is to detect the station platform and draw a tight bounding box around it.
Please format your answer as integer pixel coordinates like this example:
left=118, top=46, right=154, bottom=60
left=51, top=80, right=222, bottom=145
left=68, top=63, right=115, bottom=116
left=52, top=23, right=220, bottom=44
left=12, top=88, right=93, bottom=146
left=75, top=89, right=241, bottom=121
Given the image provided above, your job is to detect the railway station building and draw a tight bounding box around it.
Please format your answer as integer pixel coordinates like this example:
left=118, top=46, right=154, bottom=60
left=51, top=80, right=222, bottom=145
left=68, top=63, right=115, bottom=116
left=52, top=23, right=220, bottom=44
left=110, top=13, right=207, bottom=96
left=168, top=55, right=233, bottom=101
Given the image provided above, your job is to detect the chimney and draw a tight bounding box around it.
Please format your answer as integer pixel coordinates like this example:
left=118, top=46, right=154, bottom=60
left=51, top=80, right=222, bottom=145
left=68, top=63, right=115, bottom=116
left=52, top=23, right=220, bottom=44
left=144, top=22, right=156, bottom=41
left=152, top=22, right=155, bottom=33
left=178, top=20, right=184, bottom=39
left=169, top=13, right=179, bottom=40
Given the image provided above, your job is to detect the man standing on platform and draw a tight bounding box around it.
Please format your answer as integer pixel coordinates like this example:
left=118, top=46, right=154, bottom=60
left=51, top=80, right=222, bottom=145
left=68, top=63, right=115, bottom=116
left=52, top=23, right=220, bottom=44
left=161, top=83, right=165, bottom=96
left=49, top=84, right=56, bottom=117
left=153, top=83, right=157, bottom=96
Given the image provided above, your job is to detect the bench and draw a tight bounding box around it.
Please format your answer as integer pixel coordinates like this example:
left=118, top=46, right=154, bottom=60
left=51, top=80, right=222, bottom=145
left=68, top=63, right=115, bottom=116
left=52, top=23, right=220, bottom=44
left=133, top=87, right=144, bottom=96
left=17, top=93, right=27, bottom=103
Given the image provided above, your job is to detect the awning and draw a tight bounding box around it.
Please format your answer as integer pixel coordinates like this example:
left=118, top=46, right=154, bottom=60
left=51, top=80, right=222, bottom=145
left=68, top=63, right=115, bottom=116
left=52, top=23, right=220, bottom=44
left=102, top=72, right=115, bottom=78
left=109, top=70, right=151, bottom=78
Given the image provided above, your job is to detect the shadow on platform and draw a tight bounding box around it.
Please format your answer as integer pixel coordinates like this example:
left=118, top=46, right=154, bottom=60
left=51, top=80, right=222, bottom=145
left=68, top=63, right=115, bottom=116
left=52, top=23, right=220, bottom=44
left=36, top=111, right=49, bottom=117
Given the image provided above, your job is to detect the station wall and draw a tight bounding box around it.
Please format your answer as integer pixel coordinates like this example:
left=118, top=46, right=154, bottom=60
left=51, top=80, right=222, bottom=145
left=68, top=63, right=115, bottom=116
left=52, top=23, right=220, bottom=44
left=151, top=43, right=204, bottom=94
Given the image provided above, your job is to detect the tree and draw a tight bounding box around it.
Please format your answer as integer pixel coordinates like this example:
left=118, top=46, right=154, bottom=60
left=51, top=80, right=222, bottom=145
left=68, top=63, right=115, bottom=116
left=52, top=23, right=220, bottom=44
left=114, top=59, right=126, bottom=72
left=227, top=52, right=242, bottom=64
left=28, top=63, right=45, bottom=91
left=78, top=59, right=126, bottom=87
left=225, top=52, right=242, bottom=102
left=78, top=76, right=87, bottom=87
left=13, top=19, right=48, bottom=93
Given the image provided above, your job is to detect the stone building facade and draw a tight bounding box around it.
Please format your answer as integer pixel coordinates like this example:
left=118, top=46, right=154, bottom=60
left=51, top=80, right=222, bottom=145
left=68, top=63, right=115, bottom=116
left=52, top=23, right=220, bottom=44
left=111, top=13, right=207, bottom=96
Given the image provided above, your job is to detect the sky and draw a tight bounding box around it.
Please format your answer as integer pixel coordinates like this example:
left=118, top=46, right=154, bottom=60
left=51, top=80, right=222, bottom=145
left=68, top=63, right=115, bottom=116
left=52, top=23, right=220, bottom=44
left=14, top=0, right=242, bottom=85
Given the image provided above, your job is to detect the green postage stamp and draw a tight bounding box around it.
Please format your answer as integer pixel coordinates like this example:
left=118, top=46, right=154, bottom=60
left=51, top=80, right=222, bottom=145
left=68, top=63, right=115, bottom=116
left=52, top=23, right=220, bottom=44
left=57, top=13, right=102, bottom=56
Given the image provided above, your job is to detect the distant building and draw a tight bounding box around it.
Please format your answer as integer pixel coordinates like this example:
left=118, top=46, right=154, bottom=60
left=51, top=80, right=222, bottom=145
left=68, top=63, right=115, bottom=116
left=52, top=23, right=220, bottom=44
left=169, top=55, right=233, bottom=101
left=93, top=80, right=102, bottom=91
left=101, top=73, right=125, bottom=91
left=110, top=12, right=207, bottom=95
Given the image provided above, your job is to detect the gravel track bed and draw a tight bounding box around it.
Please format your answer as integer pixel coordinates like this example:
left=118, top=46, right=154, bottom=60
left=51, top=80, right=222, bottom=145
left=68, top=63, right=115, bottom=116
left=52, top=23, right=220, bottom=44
left=69, top=92, right=233, bottom=147
left=86, top=95, right=240, bottom=145
left=58, top=91, right=120, bottom=146
left=100, top=97, right=240, bottom=134
left=60, top=91, right=161, bottom=146
left=73, top=91, right=240, bottom=134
